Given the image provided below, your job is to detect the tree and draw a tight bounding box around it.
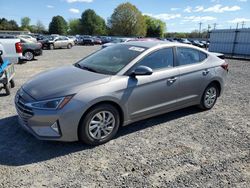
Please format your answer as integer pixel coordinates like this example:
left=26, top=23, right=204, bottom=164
left=48, top=16, right=68, bottom=35
left=0, top=18, right=19, bottom=30
left=68, top=19, right=81, bottom=35
left=144, top=15, right=166, bottom=38
left=21, top=17, right=31, bottom=30
left=36, top=20, right=46, bottom=33
left=79, top=9, right=107, bottom=35
left=108, top=2, right=146, bottom=36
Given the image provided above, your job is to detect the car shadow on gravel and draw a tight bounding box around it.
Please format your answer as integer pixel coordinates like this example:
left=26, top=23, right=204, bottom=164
left=0, top=107, right=201, bottom=166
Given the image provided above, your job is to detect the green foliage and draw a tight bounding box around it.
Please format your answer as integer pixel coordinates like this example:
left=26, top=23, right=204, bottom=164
left=68, top=19, right=81, bottom=35
left=21, top=17, right=31, bottom=30
left=109, top=2, right=146, bottom=37
left=29, top=20, right=46, bottom=33
left=49, top=16, right=68, bottom=35
left=144, top=15, right=166, bottom=38
left=80, top=9, right=107, bottom=35
left=0, top=18, right=19, bottom=30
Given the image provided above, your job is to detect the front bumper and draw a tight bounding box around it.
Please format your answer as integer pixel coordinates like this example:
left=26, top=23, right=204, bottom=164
left=15, top=90, right=82, bottom=142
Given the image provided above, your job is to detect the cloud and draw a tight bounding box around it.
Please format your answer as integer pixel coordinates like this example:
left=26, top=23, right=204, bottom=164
left=184, top=16, right=217, bottom=22
left=170, top=8, right=179, bottom=11
left=69, top=8, right=80, bottom=13
left=144, top=13, right=181, bottom=20
left=228, top=18, right=250, bottom=23
left=47, top=5, right=54, bottom=8
left=204, top=4, right=241, bottom=13
left=66, top=0, right=93, bottom=3
left=184, top=6, right=192, bottom=13
left=184, top=4, right=241, bottom=13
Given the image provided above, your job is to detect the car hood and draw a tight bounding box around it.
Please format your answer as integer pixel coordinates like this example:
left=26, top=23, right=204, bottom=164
left=22, top=65, right=111, bottom=101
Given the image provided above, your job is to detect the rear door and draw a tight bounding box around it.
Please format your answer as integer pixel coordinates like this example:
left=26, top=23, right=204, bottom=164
left=176, top=47, right=212, bottom=105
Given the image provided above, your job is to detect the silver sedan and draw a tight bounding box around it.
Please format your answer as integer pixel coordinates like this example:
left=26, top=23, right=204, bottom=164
left=15, top=41, right=228, bottom=145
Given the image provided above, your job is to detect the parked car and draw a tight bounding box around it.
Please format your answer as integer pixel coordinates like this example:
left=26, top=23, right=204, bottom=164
left=20, top=39, right=43, bottom=61
left=79, top=37, right=95, bottom=45
left=200, top=40, right=209, bottom=48
left=67, top=36, right=77, bottom=45
left=100, top=36, right=112, bottom=44
left=190, top=40, right=204, bottom=48
left=102, top=38, right=132, bottom=48
left=0, top=35, right=24, bottom=64
left=93, top=37, right=102, bottom=45
left=18, top=35, right=37, bottom=43
left=15, top=41, right=228, bottom=145
left=179, top=38, right=192, bottom=44
left=42, top=36, right=74, bottom=50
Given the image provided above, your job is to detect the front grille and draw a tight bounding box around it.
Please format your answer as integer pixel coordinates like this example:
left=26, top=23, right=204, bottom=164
left=15, top=93, right=33, bottom=125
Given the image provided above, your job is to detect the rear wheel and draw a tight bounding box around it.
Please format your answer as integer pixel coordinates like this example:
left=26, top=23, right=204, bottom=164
left=24, top=51, right=34, bottom=61
left=79, top=104, right=120, bottom=145
left=199, top=84, right=218, bottom=110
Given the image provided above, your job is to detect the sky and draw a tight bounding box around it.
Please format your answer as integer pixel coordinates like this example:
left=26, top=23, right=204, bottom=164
left=0, top=0, right=250, bottom=32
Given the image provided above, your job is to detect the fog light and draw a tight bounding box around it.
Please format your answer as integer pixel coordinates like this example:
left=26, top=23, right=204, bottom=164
left=51, top=122, right=59, bottom=133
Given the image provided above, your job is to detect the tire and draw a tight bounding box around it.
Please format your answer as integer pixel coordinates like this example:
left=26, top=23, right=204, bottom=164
left=50, top=44, right=54, bottom=50
left=67, top=43, right=72, bottom=49
left=199, top=84, right=218, bottom=110
left=24, top=51, right=34, bottom=61
left=79, top=104, right=120, bottom=145
left=4, top=83, right=10, bottom=95
left=10, top=79, right=15, bottom=88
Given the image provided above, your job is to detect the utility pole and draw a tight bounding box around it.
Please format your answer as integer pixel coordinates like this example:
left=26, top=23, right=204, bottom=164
left=213, top=23, right=217, bottom=30
left=236, top=23, right=239, bottom=30
left=199, top=22, right=202, bottom=38
left=241, top=21, right=245, bottom=29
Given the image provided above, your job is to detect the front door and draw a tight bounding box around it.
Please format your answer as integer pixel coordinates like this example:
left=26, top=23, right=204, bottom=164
left=125, top=47, right=180, bottom=120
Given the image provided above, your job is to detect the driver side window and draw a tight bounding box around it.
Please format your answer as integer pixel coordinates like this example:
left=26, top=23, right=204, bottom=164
left=136, top=48, right=174, bottom=70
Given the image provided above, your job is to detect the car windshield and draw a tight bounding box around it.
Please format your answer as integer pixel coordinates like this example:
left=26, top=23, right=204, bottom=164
left=76, top=44, right=147, bottom=75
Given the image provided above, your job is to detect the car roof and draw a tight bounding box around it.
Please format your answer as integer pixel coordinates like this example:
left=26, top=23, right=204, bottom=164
left=123, top=41, right=195, bottom=48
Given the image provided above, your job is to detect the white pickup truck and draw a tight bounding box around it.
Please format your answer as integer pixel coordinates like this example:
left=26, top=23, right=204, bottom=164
left=0, top=38, right=23, bottom=64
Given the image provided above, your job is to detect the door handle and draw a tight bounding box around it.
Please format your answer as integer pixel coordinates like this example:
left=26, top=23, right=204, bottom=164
left=202, top=69, right=210, bottom=75
left=167, top=77, right=177, bottom=84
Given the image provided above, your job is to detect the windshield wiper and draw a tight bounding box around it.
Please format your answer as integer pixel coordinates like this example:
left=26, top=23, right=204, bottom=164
left=75, top=63, right=100, bottom=73
left=81, top=65, right=98, bottom=73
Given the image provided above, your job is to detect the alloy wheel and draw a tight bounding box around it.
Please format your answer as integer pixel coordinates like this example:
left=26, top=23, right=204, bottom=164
left=88, top=111, right=115, bottom=140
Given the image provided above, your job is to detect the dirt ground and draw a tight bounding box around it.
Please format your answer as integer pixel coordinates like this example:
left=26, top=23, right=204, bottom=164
left=0, top=46, right=249, bottom=187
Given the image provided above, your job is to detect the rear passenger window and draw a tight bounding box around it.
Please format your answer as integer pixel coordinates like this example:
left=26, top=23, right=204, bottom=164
left=136, top=48, right=174, bottom=70
left=177, top=47, right=207, bottom=66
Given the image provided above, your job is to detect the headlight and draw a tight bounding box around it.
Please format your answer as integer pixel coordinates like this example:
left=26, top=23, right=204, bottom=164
left=26, top=95, right=74, bottom=110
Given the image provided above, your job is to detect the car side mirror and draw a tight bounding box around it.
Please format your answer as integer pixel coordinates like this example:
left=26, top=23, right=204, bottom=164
left=0, top=50, right=2, bottom=56
left=130, top=66, right=153, bottom=77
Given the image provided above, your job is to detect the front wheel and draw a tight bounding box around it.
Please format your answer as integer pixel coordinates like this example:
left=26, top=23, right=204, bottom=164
left=79, top=104, right=120, bottom=145
left=199, top=84, right=218, bottom=110
left=10, top=79, right=15, bottom=88
left=67, top=43, right=72, bottom=49
left=4, top=83, right=10, bottom=95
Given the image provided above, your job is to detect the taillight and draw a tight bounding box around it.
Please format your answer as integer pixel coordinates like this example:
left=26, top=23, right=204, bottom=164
left=221, top=62, right=229, bottom=72
left=15, top=42, right=22, bottom=53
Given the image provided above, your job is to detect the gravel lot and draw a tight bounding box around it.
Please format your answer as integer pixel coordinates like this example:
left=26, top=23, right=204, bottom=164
left=0, top=46, right=249, bottom=187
